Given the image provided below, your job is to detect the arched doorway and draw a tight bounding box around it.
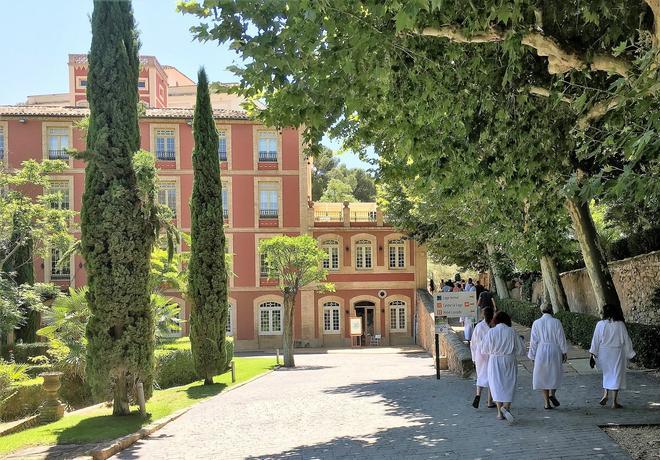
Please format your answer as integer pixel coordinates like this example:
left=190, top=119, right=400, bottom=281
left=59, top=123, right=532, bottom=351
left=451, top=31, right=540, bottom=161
left=354, top=300, right=375, bottom=344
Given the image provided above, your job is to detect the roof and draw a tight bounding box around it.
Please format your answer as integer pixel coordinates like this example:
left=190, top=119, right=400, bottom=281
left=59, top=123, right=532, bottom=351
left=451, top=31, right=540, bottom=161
left=0, top=105, right=250, bottom=120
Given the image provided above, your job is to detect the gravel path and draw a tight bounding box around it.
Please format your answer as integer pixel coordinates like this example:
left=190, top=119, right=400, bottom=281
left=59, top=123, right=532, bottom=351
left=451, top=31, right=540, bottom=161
left=114, top=348, right=660, bottom=460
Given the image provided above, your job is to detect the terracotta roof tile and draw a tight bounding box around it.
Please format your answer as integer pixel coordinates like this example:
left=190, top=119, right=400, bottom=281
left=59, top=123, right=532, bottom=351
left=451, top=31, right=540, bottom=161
left=0, top=105, right=249, bottom=120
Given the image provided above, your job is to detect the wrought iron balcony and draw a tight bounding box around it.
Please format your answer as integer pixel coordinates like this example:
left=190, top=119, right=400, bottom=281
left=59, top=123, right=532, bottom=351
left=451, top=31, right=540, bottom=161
left=48, top=149, right=69, bottom=160
left=258, top=151, right=278, bottom=162
left=156, top=150, right=176, bottom=161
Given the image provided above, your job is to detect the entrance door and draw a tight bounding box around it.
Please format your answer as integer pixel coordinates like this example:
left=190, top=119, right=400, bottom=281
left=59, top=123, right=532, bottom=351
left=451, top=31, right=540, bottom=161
left=354, top=301, right=375, bottom=345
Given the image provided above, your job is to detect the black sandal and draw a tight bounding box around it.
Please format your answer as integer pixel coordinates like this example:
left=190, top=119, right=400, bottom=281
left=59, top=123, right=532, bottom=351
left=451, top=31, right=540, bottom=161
left=472, top=395, right=480, bottom=408
left=487, top=403, right=497, bottom=408
left=599, top=396, right=608, bottom=406
left=544, top=404, right=554, bottom=410
left=549, top=395, right=560, bottom=407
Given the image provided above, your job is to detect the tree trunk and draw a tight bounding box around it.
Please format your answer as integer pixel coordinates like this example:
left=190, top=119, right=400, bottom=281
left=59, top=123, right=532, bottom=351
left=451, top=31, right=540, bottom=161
left=486, top=243, right=510, bottom=299
left=112, top=372, right=131, bottom=416
left=282, top=292, right=296, bottom=368
left=565, top=197, right=621, bottom=316
left=540, top=253, right=569, bottom=312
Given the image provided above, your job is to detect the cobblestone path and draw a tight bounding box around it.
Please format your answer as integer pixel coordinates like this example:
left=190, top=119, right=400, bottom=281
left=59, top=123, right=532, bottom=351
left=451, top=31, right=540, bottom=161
left=115, top=348, right=659, bottom=460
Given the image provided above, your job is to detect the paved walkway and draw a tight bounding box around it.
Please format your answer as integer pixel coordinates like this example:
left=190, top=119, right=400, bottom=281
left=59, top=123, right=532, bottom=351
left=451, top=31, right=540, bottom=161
left=115, top=347, right=659, bottom=460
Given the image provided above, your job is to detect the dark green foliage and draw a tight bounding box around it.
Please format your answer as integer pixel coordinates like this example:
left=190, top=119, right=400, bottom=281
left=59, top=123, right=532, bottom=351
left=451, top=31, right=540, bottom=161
left=81, top=1, right=156, bottom=409
left=188, top=68, right=229, bottom=384
left=9, top=343, right=50, bottom=364
left=154, top=338, right=233, bottom=389
left=0, top=382, right=45, bottom=422
left=499, top=299, right=660, bottom=369
left=608, top=227, right=660, bottom=261
left=25, top=364, right=53, bottom=378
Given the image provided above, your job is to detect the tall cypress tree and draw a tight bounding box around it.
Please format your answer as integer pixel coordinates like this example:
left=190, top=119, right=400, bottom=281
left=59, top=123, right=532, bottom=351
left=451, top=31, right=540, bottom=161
left=81, top=0, right=156, bottom=415
left=188, top=68, right=228, bottom=385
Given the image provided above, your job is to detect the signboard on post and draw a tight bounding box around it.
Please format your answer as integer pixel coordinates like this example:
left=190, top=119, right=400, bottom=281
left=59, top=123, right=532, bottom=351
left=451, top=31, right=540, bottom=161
left=435, top=292, right=478, bottom=319
left=349, top=317, right=362, bottom=336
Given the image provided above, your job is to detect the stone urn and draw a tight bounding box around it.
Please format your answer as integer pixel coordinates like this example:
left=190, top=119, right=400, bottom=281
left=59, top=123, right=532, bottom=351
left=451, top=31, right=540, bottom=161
left=38, top=372, right=65, bottom=423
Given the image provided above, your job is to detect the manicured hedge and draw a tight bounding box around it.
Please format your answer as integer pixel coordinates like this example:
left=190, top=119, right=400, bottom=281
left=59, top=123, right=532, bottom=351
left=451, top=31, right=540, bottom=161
left=497, top=299, right=660, bottom=369
left=154, top=337, right=234, bottom=389
left=0, top=381, right=45, bottom=422
left=10, top=343, right=50, bottom=364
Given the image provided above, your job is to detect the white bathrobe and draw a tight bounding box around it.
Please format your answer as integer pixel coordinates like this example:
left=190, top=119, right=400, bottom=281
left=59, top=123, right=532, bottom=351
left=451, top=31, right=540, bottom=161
left=528, top=313, right=567, bottom=390
left=470, top=320, right=490, bottom=387
left=589, top=320, right=635, bottom=390
left=481, top=323, right=524, bottom=403
left=461, top=317, right=475, bottom=341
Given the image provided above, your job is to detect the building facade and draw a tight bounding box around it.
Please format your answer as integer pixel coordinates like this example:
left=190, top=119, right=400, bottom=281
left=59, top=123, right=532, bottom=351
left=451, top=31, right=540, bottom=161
left=0, top=54, right=427, bottom=350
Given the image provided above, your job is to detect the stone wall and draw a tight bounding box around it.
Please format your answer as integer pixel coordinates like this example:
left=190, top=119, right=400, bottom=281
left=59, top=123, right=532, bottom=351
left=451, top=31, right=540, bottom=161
left=439, top=329, right=474, bottom=378
left=415, top=289, right=435, bottom=356
left=559, top=251, right=660, bottom=324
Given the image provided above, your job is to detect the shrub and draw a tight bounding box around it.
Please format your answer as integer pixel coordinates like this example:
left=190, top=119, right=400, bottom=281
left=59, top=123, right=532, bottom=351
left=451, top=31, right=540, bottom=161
left=608, top=227, right=660, bottom=261
left=497, top=299, right=660, bottom=369
left=154, top=337, right=234, bottom=389
left=25, top=364, right=53, bottom=378
left=11, top=343, right=50, bottom=364
left=0, top=381, right=44, bottom=422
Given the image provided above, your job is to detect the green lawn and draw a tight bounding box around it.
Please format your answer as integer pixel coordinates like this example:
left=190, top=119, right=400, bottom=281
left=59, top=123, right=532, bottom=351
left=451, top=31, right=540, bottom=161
left=0, top=357, right=276, bottom=455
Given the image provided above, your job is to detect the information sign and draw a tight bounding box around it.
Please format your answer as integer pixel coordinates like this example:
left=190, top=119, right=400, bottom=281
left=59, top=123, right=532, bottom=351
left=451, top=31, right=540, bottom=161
left=349, top=317, right=363, bottom=336
left=435, top=292, right=478, bottom=318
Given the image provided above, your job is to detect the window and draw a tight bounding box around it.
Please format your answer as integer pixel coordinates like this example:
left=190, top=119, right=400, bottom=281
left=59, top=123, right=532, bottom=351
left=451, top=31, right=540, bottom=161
left=258, top=131, right=278, bottom=162
left=221, top=187, right=229, bottom=219
left=259, top=251, right=270, bottom=278
left=50, top=248, right=71, bottom=281
left=0, top=126, right=4, bottom=160
left=388, top=239, right=406, bottom=269
left=259, top=301, right=282, bottom=334
left=258, top=182, right=279, bottom=218
left=157, top=181, right=177, bottom=217
left=323, top=301, right=341, bottom=333
left=218, top=130, right=227, bottom=161
left=138, top=80, right=147, bottom=89
left=390, top=300, right=406, bottom=332
left=355, top=239, right=373, bottom=269
left=154, top=128, right=176, bottom=161
left=48, top=180, right=70, bottom=210
left=321, top=240, right=340, bottom=271
left=47, top=127, right=69, bottom=160
left=226, top=302, right=234, bottom=336
left=80, top=79, right=87, bottom=87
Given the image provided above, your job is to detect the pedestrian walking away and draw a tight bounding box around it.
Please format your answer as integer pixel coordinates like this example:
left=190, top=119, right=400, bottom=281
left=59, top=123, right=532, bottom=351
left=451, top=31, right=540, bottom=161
left=471, top=307, right=495, bottom=409
left=528, top=303, right=568, bottom=410
left=481, top=311, right=524, bottom=424
left=589, top=303, right=636, bottom=409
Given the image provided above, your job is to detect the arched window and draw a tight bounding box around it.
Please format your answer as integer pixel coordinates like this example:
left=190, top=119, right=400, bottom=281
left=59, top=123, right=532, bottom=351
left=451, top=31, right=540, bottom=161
left=388, top=239, right=406, bottom=269
left=389, top=300, right=407, bottom=332
left=355, top=239, right=373, bottom=269
left=323, top=301, right=341, bottom=333
left=321, top=239, right=340, bottom=271
left=259, top=301, right=282, bottom=335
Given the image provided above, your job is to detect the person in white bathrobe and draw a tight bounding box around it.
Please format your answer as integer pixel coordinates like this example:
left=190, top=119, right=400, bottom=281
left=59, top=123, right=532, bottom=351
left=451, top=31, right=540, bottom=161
left=589, top=303, right=635, bottom=409
left=528, top=304, right=568, bottom=410
left=481, top=311, right=524, bottom=423
left=470, top=307, right=495, bottom=409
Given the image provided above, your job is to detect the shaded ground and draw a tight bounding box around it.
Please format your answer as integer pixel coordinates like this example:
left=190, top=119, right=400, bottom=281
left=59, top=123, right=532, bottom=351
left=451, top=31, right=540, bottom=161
left=115, top=347, right=660, bottom=460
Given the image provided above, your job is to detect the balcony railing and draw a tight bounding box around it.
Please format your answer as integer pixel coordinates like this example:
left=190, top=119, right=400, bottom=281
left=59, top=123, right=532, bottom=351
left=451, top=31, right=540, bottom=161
left=50, top=271, right=71, bottom=281
left=258, top=151, right=278, bottom=162
left=156, top=150, right=176, bottom=161
left=351, top=211, right=377, bottom=222
left=223, top=209, right=229, bottom=219
left=0, top=149, right=4, bottom=160
left=218, top=150, right=227, bottom=162
left=259, top=209, right=278, bottom=219
left=314, top=210, right=343, bottom=222
left=48, top=149, right=69, bottom=160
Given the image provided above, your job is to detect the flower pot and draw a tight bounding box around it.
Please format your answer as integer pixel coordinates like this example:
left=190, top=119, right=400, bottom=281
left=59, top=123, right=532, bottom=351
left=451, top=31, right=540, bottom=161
left=38, top=371, right=65, bottom=423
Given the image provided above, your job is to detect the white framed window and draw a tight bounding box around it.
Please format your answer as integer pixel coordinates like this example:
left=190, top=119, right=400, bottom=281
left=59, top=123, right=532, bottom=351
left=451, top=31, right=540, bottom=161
left=221, top=187, right=229, bottom=219
left=388, top=239, right=406, bottom=269
left=47, top=127, right=70, bottom=160
left=48, top=180, right=70, bottom=210
left=218, top=130, right=228, bottom=161
left=157, top=181, right=177, bottom=217
left=389, top=300, right=407, bottom=332
left=259, top=301, right=282, bottom=335
left=154, top=128, right=176, bottom=161
left=226, top=302, right=235, bottom=336
left=323, top=301, right=341, bottom=333
left=0, top=126, right=5, bottom=160
left=355, top=239, right=373, bottom=269
left=258, top=182, right=279, bottom=218
left=257, top=131, right=278, bottom=162
left=50, top=248, right=71, bottom=281
left=259, top=252, right=270, bottom=278
left=321, top=240, right=340, bottom=271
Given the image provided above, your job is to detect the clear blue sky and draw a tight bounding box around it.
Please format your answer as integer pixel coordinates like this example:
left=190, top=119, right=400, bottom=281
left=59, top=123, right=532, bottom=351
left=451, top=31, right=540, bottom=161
left=0, top=0, right=370, bottom=169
